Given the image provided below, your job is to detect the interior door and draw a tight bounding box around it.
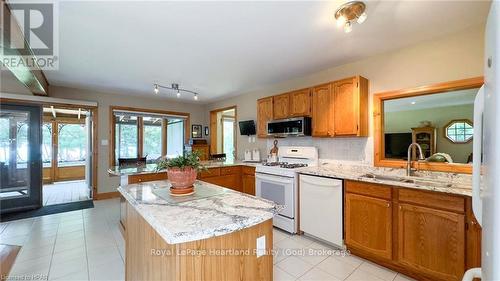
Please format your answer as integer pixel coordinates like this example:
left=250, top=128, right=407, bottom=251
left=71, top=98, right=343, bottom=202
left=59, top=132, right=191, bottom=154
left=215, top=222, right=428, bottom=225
left=0, top=103, right=42, bottom=213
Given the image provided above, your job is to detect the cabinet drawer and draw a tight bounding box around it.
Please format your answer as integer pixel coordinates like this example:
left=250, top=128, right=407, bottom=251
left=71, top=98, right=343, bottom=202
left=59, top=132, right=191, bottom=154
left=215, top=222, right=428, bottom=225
left=345, top=180, right=392, bottom=200
left=398, top=188, right=465, bottom=213
left=199, top=168, right=220, bottom=179
left=221, top=166, right=241, bottom=175
left=127, top=172, right=168, bottom=184
left=242, top=166, right=255, bottom=175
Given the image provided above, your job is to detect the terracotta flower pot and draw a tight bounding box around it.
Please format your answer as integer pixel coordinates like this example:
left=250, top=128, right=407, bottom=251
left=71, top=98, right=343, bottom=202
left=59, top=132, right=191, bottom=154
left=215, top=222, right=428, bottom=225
left=167, top=167, right=197, bottom=195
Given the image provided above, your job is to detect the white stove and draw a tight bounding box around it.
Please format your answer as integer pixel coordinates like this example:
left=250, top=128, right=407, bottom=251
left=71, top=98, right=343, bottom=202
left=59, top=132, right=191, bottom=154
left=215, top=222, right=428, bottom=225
left=255, top=146, right=318, bottom=233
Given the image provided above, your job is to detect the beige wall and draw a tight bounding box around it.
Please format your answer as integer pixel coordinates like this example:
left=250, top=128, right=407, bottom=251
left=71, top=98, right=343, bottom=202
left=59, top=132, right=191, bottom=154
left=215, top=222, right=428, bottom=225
left=206, top=24, right=485, bottom=162
left=48, top=85, right=207, bottom=194
left=0, top=70, right=32, bottom=95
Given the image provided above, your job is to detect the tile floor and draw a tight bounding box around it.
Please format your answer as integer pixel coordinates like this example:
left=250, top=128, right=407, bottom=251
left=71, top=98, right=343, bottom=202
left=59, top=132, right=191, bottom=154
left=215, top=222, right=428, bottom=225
left=1, top=198, right=415, bottom=281
left=43, top=180, right=90, bottom=206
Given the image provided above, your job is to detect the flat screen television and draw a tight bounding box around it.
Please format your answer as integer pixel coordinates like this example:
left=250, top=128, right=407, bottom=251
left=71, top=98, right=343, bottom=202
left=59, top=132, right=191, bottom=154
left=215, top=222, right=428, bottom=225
left=239, top=120, right=256, bottom=136
left=385, top=133, right=412, bottom=159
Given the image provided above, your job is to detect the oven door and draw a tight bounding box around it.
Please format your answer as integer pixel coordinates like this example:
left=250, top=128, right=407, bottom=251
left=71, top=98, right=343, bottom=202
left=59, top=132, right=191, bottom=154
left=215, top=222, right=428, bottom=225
left=255, top=173, right=294, bottom=219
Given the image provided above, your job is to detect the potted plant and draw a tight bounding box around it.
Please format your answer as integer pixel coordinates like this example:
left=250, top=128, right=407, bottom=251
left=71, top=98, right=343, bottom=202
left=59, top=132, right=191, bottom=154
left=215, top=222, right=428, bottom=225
left=156, top=151, right=205, bottom=196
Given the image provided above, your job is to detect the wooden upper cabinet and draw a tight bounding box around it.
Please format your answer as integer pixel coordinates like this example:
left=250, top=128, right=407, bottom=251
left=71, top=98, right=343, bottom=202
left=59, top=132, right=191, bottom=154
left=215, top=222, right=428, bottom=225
left=345, top=192, right=393, bottom=260
left=311, top=83, right=333, bottom=137
left=289, top=89, right=311, bottom=117
left=273, top=93, right=290, bottom=120
left=257, top=97, right=273, bottom=138
left=397, top=203, right=465, bottom=281
left=333, top=76, right=368, bottom=137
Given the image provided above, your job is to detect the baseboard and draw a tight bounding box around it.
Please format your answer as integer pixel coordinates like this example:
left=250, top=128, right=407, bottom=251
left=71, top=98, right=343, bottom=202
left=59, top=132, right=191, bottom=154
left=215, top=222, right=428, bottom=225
left=94, top=191, right=120, bottom=200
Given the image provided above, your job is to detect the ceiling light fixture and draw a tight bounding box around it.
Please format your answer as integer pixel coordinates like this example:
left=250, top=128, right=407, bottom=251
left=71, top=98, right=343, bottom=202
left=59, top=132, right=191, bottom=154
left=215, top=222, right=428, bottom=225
left=335, top=1, right=367, bottom=33
left=153, top=83, right=200, bottom=101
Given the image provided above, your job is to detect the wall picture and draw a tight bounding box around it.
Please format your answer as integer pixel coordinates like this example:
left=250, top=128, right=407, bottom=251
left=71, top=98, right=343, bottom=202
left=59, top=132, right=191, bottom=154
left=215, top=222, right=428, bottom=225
left=192, top=124, right=203, bottom=138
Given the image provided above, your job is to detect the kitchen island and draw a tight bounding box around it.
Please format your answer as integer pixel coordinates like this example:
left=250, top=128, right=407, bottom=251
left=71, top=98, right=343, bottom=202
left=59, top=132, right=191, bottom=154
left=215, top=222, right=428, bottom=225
left=118, top=179, right=279, bottom=281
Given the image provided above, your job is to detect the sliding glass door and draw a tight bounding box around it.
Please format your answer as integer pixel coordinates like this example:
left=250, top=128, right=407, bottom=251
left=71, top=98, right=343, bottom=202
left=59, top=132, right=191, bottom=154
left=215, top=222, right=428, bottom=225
left=0, top=104, right=42, bottom=213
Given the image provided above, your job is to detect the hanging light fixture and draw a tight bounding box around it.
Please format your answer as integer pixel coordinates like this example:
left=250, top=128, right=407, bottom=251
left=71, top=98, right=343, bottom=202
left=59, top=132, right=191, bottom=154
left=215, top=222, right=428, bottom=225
left=153, top=82, right=200, bottom=101
left=334, top=1, right=367, bottom=33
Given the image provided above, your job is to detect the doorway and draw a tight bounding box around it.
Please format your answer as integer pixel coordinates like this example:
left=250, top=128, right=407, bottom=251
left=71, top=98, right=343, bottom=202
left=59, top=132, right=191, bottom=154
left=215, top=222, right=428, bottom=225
left=41, top=106, right=93, bottom=205
left=0, top=104, right=43, bottom=213
left=209, top=106, right=237, bottom=161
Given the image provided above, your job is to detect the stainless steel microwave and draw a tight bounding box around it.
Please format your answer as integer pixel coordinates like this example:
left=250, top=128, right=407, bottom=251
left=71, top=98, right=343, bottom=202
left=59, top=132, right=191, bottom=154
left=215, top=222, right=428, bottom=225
left=267, top=117, right=311, bottom=137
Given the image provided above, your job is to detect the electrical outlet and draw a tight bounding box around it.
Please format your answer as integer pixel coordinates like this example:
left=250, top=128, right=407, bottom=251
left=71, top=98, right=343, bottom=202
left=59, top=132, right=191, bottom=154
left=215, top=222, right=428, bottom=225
left=101, top=139, right=108, bottom=146
left=256, top=235, right=266, bottom=258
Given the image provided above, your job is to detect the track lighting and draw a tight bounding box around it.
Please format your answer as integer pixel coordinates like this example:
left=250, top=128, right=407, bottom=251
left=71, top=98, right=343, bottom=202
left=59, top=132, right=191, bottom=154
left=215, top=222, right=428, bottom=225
left=153, top=83, right=200, bottom=101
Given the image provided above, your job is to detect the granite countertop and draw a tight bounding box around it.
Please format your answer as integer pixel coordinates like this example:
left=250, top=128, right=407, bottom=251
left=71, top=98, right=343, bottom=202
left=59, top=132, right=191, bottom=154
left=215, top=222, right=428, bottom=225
left=298, top=163, right=473, bottom=197
left=118, top=180, right=280, bottom=244
left=108, top=160, right=260, bottom=176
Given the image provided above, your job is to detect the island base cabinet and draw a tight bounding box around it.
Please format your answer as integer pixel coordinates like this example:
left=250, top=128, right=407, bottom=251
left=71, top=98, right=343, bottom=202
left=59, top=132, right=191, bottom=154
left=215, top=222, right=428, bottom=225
left=345, top=193, right=392, bottom=260
left=125, top=203, right=273, bottom=281
left=397, top=203, right=465, bottom=281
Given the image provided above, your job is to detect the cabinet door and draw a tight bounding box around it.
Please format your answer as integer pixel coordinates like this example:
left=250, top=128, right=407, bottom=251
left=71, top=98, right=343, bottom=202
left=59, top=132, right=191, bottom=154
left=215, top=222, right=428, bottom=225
left=333, top=77, right=358, bottom=136
left=257, top=97, right=273, bottom=137
left=205, top=174, right=242, bottom=192
left=242, top=174, right=255, bottom=195
left=345, top=193, right=392, bottom=260
left=397, top=203, right=465, bottom=281
left=289, top=89, right=311, bottom=117
left=311, top=84, right=333, bottom=137
left=273, top=93, right=290, bottom=120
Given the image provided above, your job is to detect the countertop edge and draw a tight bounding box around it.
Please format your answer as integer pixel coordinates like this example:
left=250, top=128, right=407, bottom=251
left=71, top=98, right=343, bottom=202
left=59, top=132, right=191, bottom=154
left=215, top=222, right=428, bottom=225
left=297, top=169, right=472, bottom=197
left=118, top=182, right=278, bottom=245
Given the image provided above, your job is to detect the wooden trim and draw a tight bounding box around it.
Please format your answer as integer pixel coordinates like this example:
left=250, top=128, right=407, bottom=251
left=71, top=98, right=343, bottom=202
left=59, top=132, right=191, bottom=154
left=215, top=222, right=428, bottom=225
left=443, top=119, right=474, bottom=144
left=94, top=191, right=120, bottom=200
left=0, top=98, right=97, bottom=109
left=0, top=244, right=21, bottom=278
left=373, top=77, right=483, bottom=174
left=161, top=119, right=168, bottom=156
left=109, top=106, right=191, bottom=167
left=137, top=116, right=143, bottom=158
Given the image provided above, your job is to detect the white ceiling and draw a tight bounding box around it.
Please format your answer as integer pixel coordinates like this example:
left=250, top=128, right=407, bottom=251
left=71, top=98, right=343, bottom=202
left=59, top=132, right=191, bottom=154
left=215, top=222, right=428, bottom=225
left=384, top=88, right=479, bottom=112
left=24, top=0, right=490, bottom=103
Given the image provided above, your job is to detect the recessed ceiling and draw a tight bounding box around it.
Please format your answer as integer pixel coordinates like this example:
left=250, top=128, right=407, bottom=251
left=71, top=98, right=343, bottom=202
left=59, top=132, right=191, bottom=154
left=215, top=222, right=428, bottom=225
left=16, top=0, right=489, bottom=103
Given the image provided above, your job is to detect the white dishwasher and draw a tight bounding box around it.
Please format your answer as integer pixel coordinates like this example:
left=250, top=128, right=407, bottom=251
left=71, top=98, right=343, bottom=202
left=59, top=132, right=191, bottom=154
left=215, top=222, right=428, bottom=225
left=299, top=174, right=343, bottom=248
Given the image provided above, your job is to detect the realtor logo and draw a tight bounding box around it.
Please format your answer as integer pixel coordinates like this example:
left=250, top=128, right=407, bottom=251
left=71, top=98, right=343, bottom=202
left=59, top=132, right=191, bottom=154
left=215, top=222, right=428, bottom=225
left=1, top=1, right=59, bottom=69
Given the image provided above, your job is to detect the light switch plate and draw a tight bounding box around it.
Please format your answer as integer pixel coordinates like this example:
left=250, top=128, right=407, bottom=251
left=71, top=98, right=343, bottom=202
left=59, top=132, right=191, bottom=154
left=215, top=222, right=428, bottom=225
left=101, top=139, right=108, bottom=146
left=256, top=235, right=266, bottom=258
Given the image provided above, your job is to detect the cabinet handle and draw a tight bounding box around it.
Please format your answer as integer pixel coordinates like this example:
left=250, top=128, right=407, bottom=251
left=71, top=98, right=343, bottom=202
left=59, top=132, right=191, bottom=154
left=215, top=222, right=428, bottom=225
left=386, top=202, right=390, bottom=208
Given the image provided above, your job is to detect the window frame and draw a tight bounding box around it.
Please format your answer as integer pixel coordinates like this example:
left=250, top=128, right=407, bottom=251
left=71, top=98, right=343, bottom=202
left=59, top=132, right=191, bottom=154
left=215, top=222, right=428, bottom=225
left=444, top=119, right=473, bottom=144
left=109, top=106, right=190, bottom=167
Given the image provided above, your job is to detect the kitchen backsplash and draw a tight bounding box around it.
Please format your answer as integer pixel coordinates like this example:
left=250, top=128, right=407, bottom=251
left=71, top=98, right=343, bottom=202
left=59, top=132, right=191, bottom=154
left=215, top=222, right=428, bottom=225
left=266, top=137, right=373, bottom=164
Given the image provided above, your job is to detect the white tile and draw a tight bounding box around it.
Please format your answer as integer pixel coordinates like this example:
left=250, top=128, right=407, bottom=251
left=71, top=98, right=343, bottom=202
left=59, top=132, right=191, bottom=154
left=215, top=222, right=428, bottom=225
left=88, top=256, right=124, bottom=281
left=330, top=253, right=365, bottom=268
left=52, top=247, right=87, bottom=265
left=358, top=261, right=397, bottom=281
left=0, top=234, right=29, bottom=246
left=54, top=236, right=86, bottom=253
left=316, top=256, right=358, bottom=280
left=289, top=235, right=315, bottom=247
left=274, top=266, right=297, bottom=281
left=50, top=269, right=89, bottom=281
left=273, top=228, right=290, bottom=244
left=345, top=268, right=385, bottom=281
left=276, top=256, right=314, bottom=278
left=49, top=255, right=87, bottom=280
left=394, top=273, right=417, bottom=281
left=16, top=244, right=54, bottom=262
left=298, top=267, right=341, bottom=281
left=87, top=245, right=122, bottom=268
left=10, top=254, right=51, bottom=276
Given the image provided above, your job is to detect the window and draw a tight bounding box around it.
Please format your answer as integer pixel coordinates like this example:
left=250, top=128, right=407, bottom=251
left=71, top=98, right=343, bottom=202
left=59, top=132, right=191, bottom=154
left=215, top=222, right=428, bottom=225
left=143, top=117, right=162, bottom=161
left=445, top=119, right=473, bottom=143
left=42, top=123, right=52, bottom=168
left=223, top=117, right=235, bottom=161
left=110, top=107, right=189, bottom=166
left=167, top=120, right=184, bottom=158
left=58, top=123, right=86, bottom=166
left=115, top=114, right=138, bottom=162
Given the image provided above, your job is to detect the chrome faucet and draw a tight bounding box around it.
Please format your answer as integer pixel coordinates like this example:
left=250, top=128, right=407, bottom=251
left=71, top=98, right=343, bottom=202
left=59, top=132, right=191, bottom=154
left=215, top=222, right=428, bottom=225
left=407, top=143, right=425, bottom=177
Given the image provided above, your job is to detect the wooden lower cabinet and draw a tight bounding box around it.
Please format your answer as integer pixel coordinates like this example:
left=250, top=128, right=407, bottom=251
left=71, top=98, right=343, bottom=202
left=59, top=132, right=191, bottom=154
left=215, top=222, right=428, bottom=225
left=198, top=166, right=256, bottom=194
left=397, top=203, right=465, bottom=281
left=345, top=193, right=392, bottom=260
left=344, top=180, right=481, bottom=281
